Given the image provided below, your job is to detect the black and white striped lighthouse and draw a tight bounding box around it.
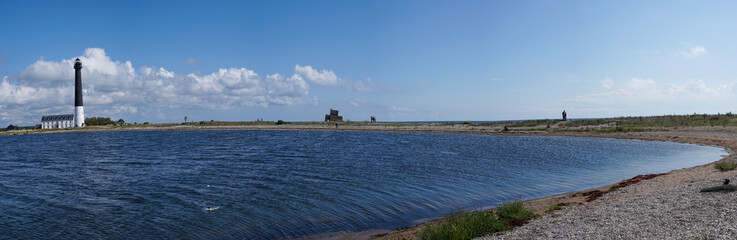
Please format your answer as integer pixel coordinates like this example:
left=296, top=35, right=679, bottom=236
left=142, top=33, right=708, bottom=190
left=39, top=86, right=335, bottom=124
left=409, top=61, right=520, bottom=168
left=74, top=58, right=84, bottom=127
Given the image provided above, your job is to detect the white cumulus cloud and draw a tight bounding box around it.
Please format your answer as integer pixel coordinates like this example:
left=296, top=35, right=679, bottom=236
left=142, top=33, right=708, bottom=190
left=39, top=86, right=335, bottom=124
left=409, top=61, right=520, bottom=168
left=294, top=64, right=382, bottom=92
left=1, top=48, right=316, bottom=124
left=679, top=45, right=706, bottom=58
left=294, top=64, right=339, bottom=86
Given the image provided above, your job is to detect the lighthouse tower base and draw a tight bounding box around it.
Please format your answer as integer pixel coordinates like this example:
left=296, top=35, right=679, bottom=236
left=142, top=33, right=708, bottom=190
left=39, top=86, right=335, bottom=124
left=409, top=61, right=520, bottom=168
left=74, top=106, right=84, bottom=127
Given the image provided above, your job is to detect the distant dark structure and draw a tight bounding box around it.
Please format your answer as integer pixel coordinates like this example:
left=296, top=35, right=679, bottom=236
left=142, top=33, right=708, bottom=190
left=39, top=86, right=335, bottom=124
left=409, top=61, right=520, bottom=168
left=324, top=109, right=343, bottom=122
left=6, top=125, right=15, bottom=131
left=370, top=116, right=377, bottom=123
left=562, top=110, right=567, bottom=121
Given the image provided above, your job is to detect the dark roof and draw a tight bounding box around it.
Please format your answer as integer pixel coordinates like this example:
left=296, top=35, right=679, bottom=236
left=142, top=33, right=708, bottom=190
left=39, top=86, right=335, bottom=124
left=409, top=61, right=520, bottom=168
left=42, top=114, right=74, bottom=121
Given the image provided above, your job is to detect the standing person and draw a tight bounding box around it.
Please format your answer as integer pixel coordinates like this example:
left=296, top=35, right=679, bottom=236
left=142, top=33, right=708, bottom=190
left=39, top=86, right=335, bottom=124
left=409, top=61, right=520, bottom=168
left=335, top=121, right=339, bottom=128
left=562, top=110, right=567, bottom=121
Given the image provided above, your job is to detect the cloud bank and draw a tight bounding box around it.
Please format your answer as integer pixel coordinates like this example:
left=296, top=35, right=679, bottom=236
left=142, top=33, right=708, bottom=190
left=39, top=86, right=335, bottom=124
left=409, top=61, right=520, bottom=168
left=571, top=78, right=734, bottom=104
left=1, top=48, right=318, bottom=124
left=295, top=64, right=381, bottom=92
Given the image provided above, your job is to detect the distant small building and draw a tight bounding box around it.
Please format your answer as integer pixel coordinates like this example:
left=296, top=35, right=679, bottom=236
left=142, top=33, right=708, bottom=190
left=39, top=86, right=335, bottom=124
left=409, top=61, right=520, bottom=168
left=324, top=108, right=343, bottom=122
left=41, top=114, right=74, bottom=129
left=6, top=125, right=15, bottom=131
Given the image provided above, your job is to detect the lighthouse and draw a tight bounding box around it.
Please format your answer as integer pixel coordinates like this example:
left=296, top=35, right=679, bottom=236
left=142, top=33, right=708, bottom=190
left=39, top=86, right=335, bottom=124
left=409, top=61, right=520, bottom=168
left=74, top=58, right=84, bottom=127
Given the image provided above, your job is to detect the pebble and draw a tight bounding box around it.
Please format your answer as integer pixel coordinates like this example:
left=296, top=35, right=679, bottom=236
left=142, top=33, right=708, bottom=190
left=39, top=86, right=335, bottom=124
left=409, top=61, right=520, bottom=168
left=479, top=174, right=737, bottom=239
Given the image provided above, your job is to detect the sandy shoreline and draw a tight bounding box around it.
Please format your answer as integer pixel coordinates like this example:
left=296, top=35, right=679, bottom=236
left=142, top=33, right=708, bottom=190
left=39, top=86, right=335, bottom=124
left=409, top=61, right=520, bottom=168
left=5, top=123, right=736, bottom=239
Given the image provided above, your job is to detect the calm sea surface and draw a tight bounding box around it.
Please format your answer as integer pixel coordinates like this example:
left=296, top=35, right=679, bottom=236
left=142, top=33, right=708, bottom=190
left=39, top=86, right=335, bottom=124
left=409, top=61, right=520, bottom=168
left=0, top=130, right=726, bottom=239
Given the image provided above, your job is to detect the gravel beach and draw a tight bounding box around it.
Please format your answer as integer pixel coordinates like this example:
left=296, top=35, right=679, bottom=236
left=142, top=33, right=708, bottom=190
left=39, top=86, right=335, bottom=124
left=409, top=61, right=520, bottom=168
left=483, top=173, right=737, bottom=239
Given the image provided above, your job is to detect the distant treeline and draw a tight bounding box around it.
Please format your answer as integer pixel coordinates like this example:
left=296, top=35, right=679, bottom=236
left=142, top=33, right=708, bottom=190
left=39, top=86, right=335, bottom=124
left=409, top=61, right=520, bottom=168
left=85, top=117, right=125, bottom=126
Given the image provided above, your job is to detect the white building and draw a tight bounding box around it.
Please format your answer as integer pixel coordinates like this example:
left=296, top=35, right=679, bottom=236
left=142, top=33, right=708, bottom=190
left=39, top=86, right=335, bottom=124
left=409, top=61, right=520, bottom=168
left=41, top=114, right=75, bottom=129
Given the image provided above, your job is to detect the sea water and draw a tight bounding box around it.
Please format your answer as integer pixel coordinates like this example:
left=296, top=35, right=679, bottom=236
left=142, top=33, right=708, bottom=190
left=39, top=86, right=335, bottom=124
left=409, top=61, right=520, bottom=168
left=0, top=130, right=726, bottom=239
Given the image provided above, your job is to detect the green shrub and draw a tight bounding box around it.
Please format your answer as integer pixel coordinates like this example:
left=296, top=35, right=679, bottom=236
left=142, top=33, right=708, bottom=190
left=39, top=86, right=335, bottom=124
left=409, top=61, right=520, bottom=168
left=85, top=117, right=115, bottom=126
left=418, top=210, right=510, bottom=240
left=715, top=161, right=737, bottom=171
left=495, top=200, right=538, bottom=222
left=418, top=200, right=537, bottom=240
left=275, top=120, right=287, bottom=125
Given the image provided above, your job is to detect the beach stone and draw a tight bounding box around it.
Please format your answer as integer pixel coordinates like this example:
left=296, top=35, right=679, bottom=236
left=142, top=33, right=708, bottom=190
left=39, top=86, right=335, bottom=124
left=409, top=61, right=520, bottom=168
left=479, top=175, right=737, bottom=240
left=700, top=184, right=737, bottom=192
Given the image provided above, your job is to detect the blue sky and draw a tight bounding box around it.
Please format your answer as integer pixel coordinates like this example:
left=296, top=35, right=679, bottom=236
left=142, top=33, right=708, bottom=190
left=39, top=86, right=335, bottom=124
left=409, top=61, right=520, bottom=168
left=1, top=0, right=737, bottom=125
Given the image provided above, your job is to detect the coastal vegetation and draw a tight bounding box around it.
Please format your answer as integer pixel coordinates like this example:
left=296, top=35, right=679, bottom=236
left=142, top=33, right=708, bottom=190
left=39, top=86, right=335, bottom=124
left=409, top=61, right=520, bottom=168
left=85, top=117, right=116, bottom=126
left=547, top=205, right=563, bottom=212
left=714, top=161, right=737, bottom=171
left=563, top=113, right=737, bottom=128
left=6, top=113, right=737, bottom=135
left=418, top=200, right=537, bottom=240
left=474, top=113, right=737, bottom=132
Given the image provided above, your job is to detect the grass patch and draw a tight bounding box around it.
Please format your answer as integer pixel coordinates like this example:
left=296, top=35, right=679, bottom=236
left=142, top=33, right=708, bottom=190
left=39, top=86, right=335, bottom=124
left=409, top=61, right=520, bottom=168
left=444, top=114, right=737, bottom=132
left=547, top=205, right=562, bottom=213
left=565, top=113, right=737, bottom=128
left=598, top=126, right=650, bottom=133
left=418, top=210, right=510, bottom=240
left=516, top=128, right=549, bottom=132
left=418, top=200, right=537, bottom=240
left=715, top=161, right=737, bottom=171
left=495, top=200, right=538, bottom=222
